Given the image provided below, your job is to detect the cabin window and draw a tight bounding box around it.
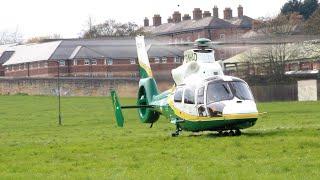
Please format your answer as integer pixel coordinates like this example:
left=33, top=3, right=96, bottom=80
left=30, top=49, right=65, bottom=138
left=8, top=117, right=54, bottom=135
left=207, top=82, right=233, bottom=103
left=229, top=81, right=254, bottom=100
left=73, top=60, right=77, bottom=66
left=184, top=88, right=195, bottom=104
left=91, top=59, right=97, bottom=65
left=197, top=87, right=205, bottom=104
left=220, top=34, right=225, bottom=39
left=174, top=88, right=183, bottom=103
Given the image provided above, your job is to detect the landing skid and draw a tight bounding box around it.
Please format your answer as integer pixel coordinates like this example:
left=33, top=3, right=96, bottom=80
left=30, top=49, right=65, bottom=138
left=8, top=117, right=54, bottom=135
left=171, top=124, right=182, bottom=137
left=172, top=127, right=242, bottom=137
left=218, top=129, right=241, bottom=136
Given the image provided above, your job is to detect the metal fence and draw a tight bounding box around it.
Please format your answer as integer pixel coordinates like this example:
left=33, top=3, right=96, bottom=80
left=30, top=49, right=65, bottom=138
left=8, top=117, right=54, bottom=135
left=250, top=83, right=297, bottom=102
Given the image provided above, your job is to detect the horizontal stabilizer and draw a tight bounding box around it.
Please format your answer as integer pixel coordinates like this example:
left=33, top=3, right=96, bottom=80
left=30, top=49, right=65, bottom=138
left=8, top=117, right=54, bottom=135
left=110, top=90, right=124, bottom=127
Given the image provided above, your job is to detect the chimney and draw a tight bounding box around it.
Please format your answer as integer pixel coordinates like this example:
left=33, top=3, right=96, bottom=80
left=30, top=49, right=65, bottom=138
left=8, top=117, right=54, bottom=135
left=224, top=8, right=232, bottom=20
left=167, top=17, right=173, bottom=23
left=238, top=5, right=243, bottom=18
left=153, top=14, right=162, bottom=26
left=213, top=6, right=219, bottom=18
left=144, top=17, right=149, bottom=27
left=203, top=11, right=211, bottom=18
left=193, top=8, right=202, bottom=20
left=182, top=14, right=191, bottom=21
left=172, top=11, right=182, bottom=23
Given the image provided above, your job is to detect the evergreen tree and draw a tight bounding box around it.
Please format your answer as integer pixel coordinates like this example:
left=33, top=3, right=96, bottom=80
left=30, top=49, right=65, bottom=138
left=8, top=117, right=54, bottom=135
left=281, top=0, right=302, bottom=14
left=300, top=0, right=319, bottom=19
left=281, top=0, right=319, bottom=19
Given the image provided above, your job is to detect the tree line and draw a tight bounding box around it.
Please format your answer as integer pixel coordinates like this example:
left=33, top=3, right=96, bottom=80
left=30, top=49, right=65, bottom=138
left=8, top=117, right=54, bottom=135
left=281, top=0, right=320, bottom=34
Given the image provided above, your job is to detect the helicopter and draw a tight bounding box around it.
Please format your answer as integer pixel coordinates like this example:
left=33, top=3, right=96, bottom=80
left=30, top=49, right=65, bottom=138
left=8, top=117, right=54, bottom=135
left=111, top=36, right=259, bottom=137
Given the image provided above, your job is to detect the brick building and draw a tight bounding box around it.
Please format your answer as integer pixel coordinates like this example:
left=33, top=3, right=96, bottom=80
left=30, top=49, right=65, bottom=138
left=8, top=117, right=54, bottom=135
left=2, top=39, right=184, bottom=78
left=0, top=44, right=16, bottom=76
left=143, top=5, right=253, bottom=42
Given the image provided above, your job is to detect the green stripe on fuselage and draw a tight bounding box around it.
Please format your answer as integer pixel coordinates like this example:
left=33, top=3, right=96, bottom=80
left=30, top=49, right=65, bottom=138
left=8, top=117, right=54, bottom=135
left=139, top=67, right=150, bottom=78
left=179, top=118, right=257, bottom=132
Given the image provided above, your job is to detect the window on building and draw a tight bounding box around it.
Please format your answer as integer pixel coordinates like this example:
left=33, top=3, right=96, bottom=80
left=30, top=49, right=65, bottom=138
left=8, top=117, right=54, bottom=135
left=130, top=59, right=136, bottom=64
left=59, top=60, right=65, bottom=66
left=84, top=59, right=90, bottom=65
left=106, top=72, right=113, bottom=77
left=8, top=66, right=12, bottom=71
left=5, top=66, right=9, bottom=71
left=131, top=72, right=137, bottom=77
left=220, top=51, right=225, bottom=59
left=220, top=34, right=225, bottom=39
left=19, top=64, right=24, bottom=70
left=174, top=56, right=182, bottom=63
left=91, top=59, right=97, bottom=65
left=44, top=62, right=48, bottom=68
left=73, top=60, right=77, bottom=66
left=154, top=57, right=160, bottom=64
left=107, top=59, right=113, bottom=65
left=162, top=57, right=167, bottom=64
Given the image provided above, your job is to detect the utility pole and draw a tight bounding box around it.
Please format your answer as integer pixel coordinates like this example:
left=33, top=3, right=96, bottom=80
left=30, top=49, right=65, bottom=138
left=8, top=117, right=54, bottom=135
left=57, top=60, right=62, bottom=125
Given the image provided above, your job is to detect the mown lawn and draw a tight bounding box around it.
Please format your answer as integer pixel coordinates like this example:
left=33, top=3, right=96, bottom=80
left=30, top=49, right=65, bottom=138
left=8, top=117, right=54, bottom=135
left=0, top=95, right=319, bottom=179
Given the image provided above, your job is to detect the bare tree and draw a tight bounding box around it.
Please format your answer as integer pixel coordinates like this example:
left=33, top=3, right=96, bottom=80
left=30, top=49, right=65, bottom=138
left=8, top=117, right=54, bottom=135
left=244, top=14, right=304, bottom=81
left=82, top=19, right=146, bottom=38
left=26, top=34, right=62, bottom=43
left=0, top=29, right=23, bottom=45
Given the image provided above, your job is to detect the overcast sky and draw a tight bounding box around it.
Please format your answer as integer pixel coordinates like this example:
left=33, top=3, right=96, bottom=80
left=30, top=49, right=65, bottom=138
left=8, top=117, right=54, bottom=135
left=1, top=0, right=288, bottom=39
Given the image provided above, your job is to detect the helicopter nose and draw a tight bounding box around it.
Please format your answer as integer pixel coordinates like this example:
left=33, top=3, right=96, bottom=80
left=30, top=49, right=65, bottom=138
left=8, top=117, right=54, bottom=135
left=222, top=100, right=258, bottom=115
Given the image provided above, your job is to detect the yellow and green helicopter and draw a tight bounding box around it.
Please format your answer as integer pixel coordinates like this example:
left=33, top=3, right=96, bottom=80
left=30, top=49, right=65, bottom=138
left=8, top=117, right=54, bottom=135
left=111, top=36, right=259, bottom=136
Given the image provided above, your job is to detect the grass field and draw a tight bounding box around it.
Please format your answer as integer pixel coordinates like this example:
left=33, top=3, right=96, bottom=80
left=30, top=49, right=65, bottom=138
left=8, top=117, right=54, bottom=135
left=0, top=95, right=319, bottom=179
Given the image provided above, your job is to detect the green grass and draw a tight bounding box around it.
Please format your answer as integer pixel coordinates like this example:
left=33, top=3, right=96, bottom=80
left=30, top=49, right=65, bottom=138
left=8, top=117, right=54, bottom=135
left=0, top=96, right=320, bottom=179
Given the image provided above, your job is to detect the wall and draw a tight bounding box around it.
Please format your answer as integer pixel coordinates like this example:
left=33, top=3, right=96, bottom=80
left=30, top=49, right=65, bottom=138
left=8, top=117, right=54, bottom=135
left=0, top=77, right=316, bottom=102
left=0, top=77, right=173, bottom=97
left=298, top=80, right=318, bottom=101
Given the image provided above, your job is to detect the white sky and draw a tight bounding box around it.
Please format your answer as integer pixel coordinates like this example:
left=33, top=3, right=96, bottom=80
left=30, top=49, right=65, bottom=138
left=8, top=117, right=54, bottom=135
left=0, top=0, right=288, bottom=39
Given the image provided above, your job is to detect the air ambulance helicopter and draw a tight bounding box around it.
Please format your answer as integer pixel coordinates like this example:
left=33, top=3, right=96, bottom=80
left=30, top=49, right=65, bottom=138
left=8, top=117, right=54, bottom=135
left=111, top=36, right=259, bottom=137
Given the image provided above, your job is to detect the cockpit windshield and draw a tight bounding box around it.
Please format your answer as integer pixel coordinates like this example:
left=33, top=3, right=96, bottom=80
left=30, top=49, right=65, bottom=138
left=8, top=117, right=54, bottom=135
left=207, top=81, right=253, bottom=103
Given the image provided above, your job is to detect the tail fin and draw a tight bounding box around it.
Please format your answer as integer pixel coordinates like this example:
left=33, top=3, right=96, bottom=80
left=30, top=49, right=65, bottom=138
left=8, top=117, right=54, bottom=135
left=110, top=90, right=124, bottom=127
left=136, top=36, right=153, bottom=78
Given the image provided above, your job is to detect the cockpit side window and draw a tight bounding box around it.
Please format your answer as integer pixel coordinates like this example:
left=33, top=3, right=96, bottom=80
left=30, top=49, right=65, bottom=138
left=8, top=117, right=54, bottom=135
left=184, top=88, right=195, bottom=104
left=197, top=87, right=205, bottom=104
left=174, top=88, right=183, bottom=103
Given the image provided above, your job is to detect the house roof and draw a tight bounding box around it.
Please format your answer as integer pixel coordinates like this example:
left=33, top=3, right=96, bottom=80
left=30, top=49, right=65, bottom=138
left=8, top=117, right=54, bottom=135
left=3, top=41, right=61, bottom=65
left=2, top=38, right=185, bottom=65
left=224, top=40, right=320, bottom=64
left=50, top=38, right=184, bottom=60
left=144, top=16, right=253, bottom=35
left=0, top=51, right=15, bottom=64
left=0, top=43, right=17, bottom=64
